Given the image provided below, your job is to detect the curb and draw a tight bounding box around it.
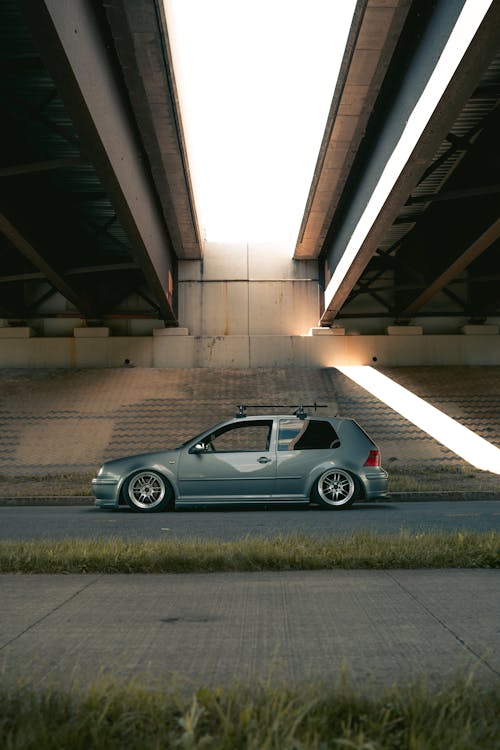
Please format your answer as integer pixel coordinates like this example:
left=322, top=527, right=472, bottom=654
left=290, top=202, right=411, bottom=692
left=389, top=491, right=499, bottom=502
left=0, top=492, right=498, bottom=507
left=0, top=496, right=93, bottom=507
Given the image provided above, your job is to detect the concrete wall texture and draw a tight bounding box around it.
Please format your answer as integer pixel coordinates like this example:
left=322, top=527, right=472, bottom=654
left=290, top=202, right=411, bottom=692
left=0, top=242, right=499, bottom=369
left=0, top=329, right=499, bottom=369
left=2, top=367, right=498, bottom=475
left=178, top=242, right=320, bottom=337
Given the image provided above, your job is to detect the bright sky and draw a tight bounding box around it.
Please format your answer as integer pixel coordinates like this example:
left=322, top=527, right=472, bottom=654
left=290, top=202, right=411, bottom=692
left=163, top=0, right=356, bottom=245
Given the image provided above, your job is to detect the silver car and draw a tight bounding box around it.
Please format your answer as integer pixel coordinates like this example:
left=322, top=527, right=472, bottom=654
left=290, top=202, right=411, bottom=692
left=92, top=406, right=388, bottom=512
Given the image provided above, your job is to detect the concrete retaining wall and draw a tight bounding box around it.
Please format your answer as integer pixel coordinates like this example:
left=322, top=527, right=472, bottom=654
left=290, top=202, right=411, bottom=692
left=1, top=329, right=499, bottom=368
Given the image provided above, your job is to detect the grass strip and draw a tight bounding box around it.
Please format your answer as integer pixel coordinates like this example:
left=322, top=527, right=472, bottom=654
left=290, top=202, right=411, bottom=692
left=0, top=473, right=93, bottom=497
left=0, top=531, right=498, bottom=573
left=1, top=676, right=499, bottom=749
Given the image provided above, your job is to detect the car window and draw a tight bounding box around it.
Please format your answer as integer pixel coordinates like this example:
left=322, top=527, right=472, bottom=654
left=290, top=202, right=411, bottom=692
left=278, top=419, right=340, bottom=450
left=208, top=420, right=273, bottom=452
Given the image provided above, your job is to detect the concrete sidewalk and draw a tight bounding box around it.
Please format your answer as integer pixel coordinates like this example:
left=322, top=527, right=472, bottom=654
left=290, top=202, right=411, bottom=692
left=1, top=570, right=499, bottom=692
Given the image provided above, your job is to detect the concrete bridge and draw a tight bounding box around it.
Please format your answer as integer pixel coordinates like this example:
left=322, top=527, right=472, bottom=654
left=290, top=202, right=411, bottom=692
left=0, top=0, right=499, bottom=369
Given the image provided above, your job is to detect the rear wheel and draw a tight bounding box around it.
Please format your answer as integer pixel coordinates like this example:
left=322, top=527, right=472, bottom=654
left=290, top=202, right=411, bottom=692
left=312, top=468, right=358, bottom=509
left=123, top=471, right=173, bottom=512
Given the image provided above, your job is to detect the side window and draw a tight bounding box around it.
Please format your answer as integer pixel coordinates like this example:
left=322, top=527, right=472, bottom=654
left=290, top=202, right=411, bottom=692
left=209, top=421, right=272, bottom=452
left=278, top=419, right=340, bottom=451
left=278, top=419, right=304, bottom=451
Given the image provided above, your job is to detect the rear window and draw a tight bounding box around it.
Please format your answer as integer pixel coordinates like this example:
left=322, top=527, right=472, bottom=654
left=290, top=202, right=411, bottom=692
left=278, top=419, right=340, bottom=451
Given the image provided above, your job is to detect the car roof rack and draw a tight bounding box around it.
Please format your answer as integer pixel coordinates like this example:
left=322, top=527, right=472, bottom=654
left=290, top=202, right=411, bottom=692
left=235, top=403, right=327, bottom=419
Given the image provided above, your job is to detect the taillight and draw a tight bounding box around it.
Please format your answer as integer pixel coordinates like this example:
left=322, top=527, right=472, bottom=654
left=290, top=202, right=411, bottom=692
left=364, top=449, right=381, bottom=467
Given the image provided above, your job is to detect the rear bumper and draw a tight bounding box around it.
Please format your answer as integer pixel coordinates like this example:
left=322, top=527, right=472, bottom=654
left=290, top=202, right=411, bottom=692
left=362, top=468, right=389, bottom=499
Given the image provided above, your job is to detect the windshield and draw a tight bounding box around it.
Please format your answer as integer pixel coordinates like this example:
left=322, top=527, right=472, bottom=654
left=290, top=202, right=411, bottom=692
left=176, top=418, right=268, bottom=449
left=176, top=422, right=225, bottom=449
left=176, top=432, right=204, bottom=449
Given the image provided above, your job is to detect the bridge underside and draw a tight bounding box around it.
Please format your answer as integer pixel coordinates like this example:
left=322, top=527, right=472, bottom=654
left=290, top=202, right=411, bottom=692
left=0, top=0, right=499, bottom=338
left=297, top=0, right=500, bottom=329
left=1, top=0, right=200, bottom=326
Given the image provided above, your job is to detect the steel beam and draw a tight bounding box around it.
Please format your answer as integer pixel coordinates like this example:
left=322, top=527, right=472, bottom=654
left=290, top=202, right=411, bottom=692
left=0, top=272, right=45, bottom=284
left=398, top=218, right=500, bottom=316
left=0, top=213, right=92, bottom=315
left=406, top=184, right=500, bottom=206
left=320, top=0, right=500, bottom=325
left=64, top=263, right=139, bottom=276
left=0, top=158, right=86, bottom=177
left=20, top=0, right=178, bottom=323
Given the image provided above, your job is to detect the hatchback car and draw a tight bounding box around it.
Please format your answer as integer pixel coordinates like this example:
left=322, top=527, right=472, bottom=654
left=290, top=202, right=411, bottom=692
left=92, top=406, right=388, bottom=512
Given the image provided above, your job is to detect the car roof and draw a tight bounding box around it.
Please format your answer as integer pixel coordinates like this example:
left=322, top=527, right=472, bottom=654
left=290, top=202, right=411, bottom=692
left=229, top=414, right=337, bottom=421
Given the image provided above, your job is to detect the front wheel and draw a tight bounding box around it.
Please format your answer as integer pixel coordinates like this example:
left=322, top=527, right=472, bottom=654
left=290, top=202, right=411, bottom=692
left=312, top=468, right=359, bottom=509
left=123, top=471, right=173, bottom=512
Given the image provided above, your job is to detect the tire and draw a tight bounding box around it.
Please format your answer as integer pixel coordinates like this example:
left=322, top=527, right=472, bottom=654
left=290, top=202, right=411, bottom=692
left=123, top=471, right=173, bottom=512
left=312, top=468, right=359, bottom=509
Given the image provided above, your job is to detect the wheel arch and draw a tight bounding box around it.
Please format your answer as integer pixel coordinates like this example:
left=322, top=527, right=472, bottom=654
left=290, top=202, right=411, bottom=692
left=118, top=464, right=178, bottom=506
left=305, top=460, right=361, bottom=499
left=309, top=464, right=365, bottom=505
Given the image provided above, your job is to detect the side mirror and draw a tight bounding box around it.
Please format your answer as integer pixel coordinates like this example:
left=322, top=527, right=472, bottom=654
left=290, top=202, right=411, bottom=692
left=190, top=442, right=206, bottom=454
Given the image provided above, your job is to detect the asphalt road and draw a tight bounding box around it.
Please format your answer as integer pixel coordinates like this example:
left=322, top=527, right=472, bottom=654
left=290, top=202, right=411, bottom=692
left=1, top=500, right=499, bottom=540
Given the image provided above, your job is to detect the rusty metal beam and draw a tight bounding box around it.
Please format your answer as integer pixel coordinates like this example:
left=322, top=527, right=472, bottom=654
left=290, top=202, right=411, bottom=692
left=398, top=217, right=500, bottom=317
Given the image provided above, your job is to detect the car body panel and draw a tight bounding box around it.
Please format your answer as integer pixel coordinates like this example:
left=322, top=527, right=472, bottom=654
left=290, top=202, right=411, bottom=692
left=177, top=449, right=276, bottom=499
left=92, top=413, right=389, bottom=509
left=92, top=451, right=180, bottom=508
left=275, top=451, right=333, bottom=498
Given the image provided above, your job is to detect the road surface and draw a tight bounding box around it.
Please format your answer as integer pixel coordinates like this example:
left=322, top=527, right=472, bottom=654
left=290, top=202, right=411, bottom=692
left=1, top=500, right=499, bottom=541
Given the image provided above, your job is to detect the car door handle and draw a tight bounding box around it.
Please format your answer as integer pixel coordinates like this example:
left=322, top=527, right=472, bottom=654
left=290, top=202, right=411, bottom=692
left=257, top=456, right=272, bottom=464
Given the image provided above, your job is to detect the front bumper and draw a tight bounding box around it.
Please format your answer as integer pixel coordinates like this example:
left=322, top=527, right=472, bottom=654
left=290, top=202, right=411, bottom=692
left=92, top=477, right=120, bottom=508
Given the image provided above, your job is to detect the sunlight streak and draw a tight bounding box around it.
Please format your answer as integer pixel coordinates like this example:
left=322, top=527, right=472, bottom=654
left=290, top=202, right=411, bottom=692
left=336, top=366, right=500, bottom=474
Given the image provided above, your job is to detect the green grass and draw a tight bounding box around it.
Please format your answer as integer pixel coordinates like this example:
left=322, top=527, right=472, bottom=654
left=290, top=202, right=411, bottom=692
left=0, top=531, right=498, bottom=573
left=0, top=473, right=93, bottom=497
left=1, top=676, right=499, bottom=749
left=387, top=462, right=500, bottom=493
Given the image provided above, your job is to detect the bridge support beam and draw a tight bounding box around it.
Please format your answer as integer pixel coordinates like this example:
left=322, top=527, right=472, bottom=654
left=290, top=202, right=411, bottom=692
left=321, top=0, right=500, bottom=325
left=20, top=0, right=177, bottom=323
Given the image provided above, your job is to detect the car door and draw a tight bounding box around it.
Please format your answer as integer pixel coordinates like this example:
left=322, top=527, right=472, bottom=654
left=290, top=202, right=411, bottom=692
left=177, top=419, right=276, bottom=500
left=275, top=418, right=341, bottom=498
